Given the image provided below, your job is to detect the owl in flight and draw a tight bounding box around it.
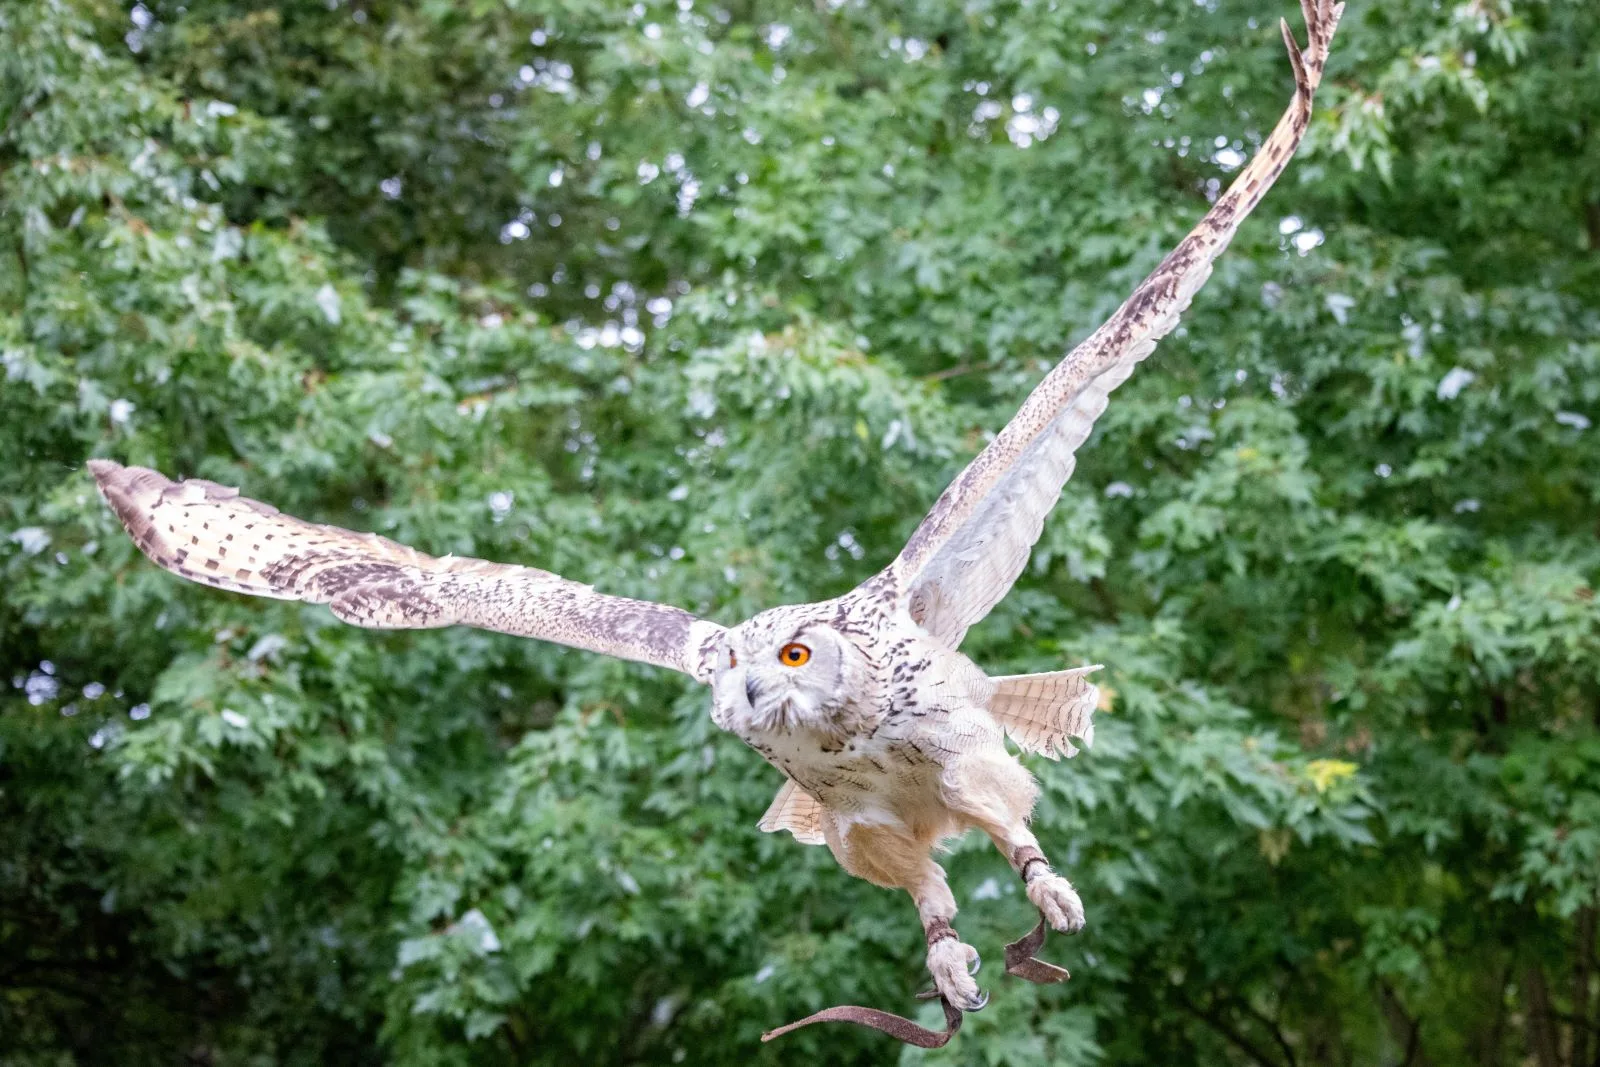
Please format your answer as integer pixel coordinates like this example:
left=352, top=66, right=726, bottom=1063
left=92, top=1, right=1339, bottom=1045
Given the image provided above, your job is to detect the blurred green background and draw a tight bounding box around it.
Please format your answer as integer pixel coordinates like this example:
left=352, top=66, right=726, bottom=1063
left=3, top=0, right=1598, bottom=1063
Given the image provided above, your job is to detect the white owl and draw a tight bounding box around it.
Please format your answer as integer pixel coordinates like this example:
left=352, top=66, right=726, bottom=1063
left=90, top=2, right=1341, bottom=1045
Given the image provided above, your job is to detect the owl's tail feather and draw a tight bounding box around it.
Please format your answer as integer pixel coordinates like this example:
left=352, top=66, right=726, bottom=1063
left=988, top=667, right=1101, bottom=760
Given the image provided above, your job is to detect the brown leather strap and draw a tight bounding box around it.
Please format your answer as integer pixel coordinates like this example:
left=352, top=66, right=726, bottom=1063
left=923, top=916, right=955, bottom=947
left=1004, top=919, right=1071, bottom=984
left=762, top=995, right=964, bottom=1047
left=1012, top=844, right=1050, bottom=883
left=764, top=912, right=1070, bottom=1043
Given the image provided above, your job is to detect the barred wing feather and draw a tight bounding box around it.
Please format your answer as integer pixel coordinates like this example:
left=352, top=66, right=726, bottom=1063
left=89, top=461, right=725, bottom=682
left=886, top=2, right=1343, bottom=649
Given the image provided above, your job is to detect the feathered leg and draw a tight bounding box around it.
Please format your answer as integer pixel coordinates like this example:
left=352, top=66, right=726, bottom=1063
left=823, top=819, right=986, bottom=1011
left=941, top=748, right=1086, bottom=935
left=911, top=862, right=987, bottom=1011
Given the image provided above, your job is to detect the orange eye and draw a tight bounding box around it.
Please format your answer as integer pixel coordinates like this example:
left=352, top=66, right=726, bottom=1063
left=728, top=649, right=738, bottom=669
left=779, top=643, right=811, bottom=667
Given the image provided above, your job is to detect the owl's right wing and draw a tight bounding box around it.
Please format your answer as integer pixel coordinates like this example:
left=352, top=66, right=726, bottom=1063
left=90, top=461, right=726, bottom=682
left=878, top=1, right=1342, bottom=650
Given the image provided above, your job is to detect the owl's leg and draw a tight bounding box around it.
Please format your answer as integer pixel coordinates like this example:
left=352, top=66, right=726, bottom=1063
left=823, top=818, right=986, bottom=1012
left=994, top=827, right=1086, bottom=935
left=911, top=861, right=988, bottom=1012
left=941, top=750, right=1086, bottom=935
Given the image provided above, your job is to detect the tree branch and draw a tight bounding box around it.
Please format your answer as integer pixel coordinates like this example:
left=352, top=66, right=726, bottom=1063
left=1226, top=991, right=1300, bottom=1067
left=1471, top=962, right=1510, bottom=1067
left=1576, top=905, right=1597, bottom=1067
left=1523, top=965, right=1561, bottom=1067
left=921, top=360, right=1001, bottom=383
left=1380, top=982, right=1432, bottom=1067
left=1174, top=988, right=1288, bottom=1067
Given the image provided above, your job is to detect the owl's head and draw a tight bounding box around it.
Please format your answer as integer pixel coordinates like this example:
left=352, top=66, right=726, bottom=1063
left=712, top=604, right=871, bottom=735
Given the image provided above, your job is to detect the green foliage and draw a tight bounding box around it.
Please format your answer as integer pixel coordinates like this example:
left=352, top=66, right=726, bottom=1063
left=3, top=0, right=1598, bottom=1063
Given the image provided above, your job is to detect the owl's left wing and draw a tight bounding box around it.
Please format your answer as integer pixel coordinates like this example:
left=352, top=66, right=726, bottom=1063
left=90, top=461, right=726, bottom=681
left=879, top=2, right=1342, bottom=649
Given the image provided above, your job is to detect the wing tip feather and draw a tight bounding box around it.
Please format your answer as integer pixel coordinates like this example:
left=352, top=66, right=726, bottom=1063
left=89, top=459, right=172, bottom=553
left=86, top=457, right=125, bottom=483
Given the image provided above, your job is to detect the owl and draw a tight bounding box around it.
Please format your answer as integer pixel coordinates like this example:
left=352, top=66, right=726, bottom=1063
left=90, top=2, right=1340, bottom=1045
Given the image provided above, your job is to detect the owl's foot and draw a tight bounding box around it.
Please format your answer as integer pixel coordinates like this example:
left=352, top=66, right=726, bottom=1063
left=1026, top=872, right=1086, bottom=934
left=925, top=932, right=987, bottom=1012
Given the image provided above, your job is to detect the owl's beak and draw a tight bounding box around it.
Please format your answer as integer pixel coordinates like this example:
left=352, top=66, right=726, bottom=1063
left=745, top=675, right=763, bottom=707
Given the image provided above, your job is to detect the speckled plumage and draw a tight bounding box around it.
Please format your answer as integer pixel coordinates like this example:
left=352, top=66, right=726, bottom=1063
left=90, top=0, right=1340, bottom=1019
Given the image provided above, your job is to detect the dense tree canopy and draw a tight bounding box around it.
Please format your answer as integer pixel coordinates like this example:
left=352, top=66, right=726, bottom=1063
left=3, top=0, right=1598, bottom=1063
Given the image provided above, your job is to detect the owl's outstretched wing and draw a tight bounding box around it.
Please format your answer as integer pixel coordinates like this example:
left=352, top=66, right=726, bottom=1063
left=881, top=1, right=1343, bottom=649
left=90, top=461, right=726, bottom=682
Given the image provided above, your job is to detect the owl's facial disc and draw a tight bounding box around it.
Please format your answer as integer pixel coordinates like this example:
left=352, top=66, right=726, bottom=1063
left=717, top=618, right=854, bottom=734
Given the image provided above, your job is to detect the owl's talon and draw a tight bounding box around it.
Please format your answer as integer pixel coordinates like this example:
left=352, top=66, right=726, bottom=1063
left=926, top=935, right=982, bottom=1014
left=916, top=985, right=985, bottom=1013
left=968, top=951, right=981, bottom=976
left=1026, top=872, right=1086, bottom=934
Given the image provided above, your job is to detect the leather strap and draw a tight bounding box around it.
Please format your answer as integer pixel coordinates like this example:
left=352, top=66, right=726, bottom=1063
left=924, top=917, right=956, bottom=947
left=1004, top=918, right=1071, bottom=984
left=763, top=910, right=1070, bottom=1044
left=1012, top=844, right=1050, bottom=883
left=762, top=995, right=964, bottom=1047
